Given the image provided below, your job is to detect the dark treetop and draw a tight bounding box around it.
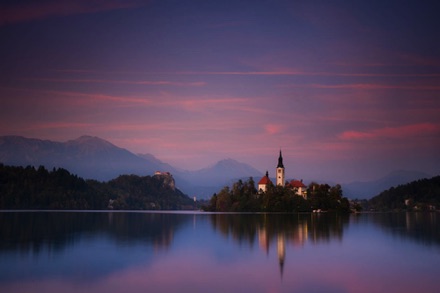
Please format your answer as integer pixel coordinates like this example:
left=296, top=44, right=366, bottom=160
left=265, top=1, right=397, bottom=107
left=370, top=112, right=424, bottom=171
left=0, top=164, right=195, bottom=210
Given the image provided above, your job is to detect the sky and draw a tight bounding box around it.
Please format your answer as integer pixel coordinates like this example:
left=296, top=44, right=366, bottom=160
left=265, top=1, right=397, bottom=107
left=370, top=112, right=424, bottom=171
left=1, top=0, right=439, bottom=183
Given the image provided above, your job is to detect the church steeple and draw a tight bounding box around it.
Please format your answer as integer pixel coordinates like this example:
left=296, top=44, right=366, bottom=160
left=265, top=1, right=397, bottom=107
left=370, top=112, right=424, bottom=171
left=276, top=150, right=285, bottom=186
left=277, top=150, right=284, bottom=168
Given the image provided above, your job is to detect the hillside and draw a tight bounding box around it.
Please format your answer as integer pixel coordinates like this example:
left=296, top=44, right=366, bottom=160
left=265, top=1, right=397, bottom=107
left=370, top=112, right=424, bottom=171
left=0, top=164, right=195, bottom=210
left=368, top=175, right=440, bottom=211
left=0, top=135, right=161, bottom=181
left=0, top=135, right=263, bottom=198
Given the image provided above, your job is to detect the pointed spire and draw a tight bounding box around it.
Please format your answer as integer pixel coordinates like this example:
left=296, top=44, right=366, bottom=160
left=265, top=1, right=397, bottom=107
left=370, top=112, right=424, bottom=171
left=277, top=149, right=284, bottom=168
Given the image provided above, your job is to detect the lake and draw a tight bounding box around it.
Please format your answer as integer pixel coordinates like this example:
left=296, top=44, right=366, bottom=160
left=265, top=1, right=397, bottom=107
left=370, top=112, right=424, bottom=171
left=0, top=211, right=439, bottom=293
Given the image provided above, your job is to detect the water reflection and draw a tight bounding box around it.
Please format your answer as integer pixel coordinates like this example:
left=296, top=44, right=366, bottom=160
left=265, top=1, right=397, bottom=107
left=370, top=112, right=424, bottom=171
left=0, top=211, right=191, bottom=255
left=1, top=211, right=440, bottom=293
left=369, top=212, right=440, bottom=247
left=3, top=211, right=438, bottom=257
left=209, top=213, right=350, bottom=277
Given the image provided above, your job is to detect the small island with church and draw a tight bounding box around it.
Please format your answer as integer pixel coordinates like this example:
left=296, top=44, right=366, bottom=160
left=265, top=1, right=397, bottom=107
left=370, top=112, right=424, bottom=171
left=1, top=147, right=437, bottom=212
left=202, top=151, right=351, bottom=213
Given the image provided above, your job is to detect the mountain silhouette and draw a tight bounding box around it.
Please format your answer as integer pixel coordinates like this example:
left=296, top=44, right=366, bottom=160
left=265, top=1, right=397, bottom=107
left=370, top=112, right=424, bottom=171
left=0, top=135, right=163, bottom=181
left=0, top=135, right=262, bottom=198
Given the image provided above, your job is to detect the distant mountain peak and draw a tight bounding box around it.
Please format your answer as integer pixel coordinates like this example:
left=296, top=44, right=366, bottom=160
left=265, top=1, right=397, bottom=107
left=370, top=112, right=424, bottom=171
left=69, top=135, right=112, bottom=144
left=196, top=158, right=262, bottom=178
left=66, top=135, right=119, bottom=151
left=0, top=135, right=153, bottom=181
left=1, top=135, right=264, bottom=199
left=75, top=135, right=100, bottom=140
left=214, top=158, right=241, bottom=166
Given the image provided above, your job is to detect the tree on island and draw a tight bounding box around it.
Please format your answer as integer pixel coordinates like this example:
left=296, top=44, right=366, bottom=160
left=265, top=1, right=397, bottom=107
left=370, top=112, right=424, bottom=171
left=202, top=177, right=350, bottom=213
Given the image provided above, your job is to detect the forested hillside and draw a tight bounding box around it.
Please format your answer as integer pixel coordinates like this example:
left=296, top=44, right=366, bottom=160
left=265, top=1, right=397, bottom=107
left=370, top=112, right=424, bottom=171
left=368, top=176, right=440, bottom=211
left=0, top=164, right=195, bottom=210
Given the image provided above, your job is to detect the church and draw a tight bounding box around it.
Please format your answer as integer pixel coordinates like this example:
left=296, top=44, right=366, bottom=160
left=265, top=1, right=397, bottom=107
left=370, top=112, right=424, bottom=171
left=257, top=150, right=307, bottom=198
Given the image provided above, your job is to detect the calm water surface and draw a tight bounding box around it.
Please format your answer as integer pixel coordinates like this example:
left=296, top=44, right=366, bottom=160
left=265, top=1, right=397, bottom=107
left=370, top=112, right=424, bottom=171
left=0, top=211, right=439, bottom=293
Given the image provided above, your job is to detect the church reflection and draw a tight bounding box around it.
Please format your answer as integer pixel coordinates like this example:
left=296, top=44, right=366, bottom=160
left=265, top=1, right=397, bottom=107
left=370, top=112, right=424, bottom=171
left=210, top=213, right=349, bottom=278
left=277, top=233, right=285, bottom=277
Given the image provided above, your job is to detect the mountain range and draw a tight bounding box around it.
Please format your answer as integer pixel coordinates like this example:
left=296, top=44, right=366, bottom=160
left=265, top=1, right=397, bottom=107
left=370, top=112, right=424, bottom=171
left=0, top=135, right=433, bottom=199
left=0, top=135, right=262, bottom=198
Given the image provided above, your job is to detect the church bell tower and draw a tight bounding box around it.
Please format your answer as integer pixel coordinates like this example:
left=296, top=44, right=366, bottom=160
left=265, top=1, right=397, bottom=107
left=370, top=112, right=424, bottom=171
left=276, top=150, right=285, bottom=187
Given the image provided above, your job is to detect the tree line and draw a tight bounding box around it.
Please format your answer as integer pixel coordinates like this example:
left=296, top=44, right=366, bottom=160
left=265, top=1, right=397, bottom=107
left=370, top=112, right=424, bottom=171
left=0, top=164, right=196, bottom=210
left=202, top=177, right=350, bottom=213
left=367, top=175, right=440, bottom=211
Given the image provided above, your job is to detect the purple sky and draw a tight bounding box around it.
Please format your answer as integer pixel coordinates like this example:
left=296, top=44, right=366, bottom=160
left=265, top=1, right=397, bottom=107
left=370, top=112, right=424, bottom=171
left=1, top=0, right=439, bottom=182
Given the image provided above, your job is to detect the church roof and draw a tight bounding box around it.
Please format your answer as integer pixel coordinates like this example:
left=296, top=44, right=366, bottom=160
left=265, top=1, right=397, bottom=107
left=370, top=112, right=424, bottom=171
left=289, top=180, right=306, bottom=188
left=258, top=171, right=272, bottom=185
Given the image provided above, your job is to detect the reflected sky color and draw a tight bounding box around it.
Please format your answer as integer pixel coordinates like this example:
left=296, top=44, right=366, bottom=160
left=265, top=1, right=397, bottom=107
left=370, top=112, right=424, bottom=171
left=0, top=211, right=439, bottom=293
left=1, top=0, right=439, bottom=182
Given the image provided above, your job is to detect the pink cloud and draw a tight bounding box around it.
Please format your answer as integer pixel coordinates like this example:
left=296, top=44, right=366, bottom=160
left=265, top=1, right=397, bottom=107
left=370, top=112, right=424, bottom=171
left=178, top=97, right=252, bottom=112
left=264, top=124, right=284, bottom=135
left=24, top=78, right=206, bottom=87
left=0, top=0, right=144, bottom=25
left=339, top=123, right=440, bottom=141
left=24, top=122, right=94, bottom=131
left=37, top=90, right=156, bottom=107
left=1, top=87, right=263, bottom=122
